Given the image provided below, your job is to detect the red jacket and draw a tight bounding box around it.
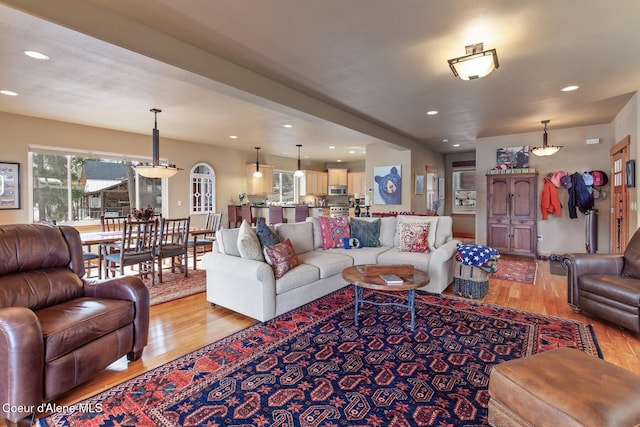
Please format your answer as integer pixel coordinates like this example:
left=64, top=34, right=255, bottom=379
left=541, top=177, right=562, bottom=220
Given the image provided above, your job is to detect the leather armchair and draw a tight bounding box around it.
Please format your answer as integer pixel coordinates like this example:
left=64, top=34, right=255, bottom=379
left=563, top=227, right=640, bottom=333
left=0, top=224, right=150, bottom=425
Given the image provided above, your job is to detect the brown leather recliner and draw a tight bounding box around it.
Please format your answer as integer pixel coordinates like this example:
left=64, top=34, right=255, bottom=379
left=563, top=227, right=640, bottom=333
left=0, top=224, right=150, bottom=425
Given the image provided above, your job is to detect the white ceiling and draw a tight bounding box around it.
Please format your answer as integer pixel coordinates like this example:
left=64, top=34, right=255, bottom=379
left=1, top=0, right=639, bottom=163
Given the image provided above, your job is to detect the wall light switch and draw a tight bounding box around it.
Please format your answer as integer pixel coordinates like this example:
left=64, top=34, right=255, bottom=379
left=177, top=200, right=182, bottom=207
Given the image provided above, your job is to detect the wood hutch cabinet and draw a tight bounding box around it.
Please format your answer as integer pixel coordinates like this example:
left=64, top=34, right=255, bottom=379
left=487, top=173, right=538, bottom=257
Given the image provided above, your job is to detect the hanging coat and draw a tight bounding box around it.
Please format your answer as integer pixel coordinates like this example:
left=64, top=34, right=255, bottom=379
left=567, top=172, right=594, bottom=218
left=541, top=177, right=562, bottom=220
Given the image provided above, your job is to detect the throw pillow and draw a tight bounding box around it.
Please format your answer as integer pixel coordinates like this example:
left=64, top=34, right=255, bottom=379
left=342, top=236, right=362, bottom=249
left=237, top=220, right=264, bottom=261
left=396, top=215, right=438, bottom=251
left=256, top=217, right=281, bottom=248
left=317, top=216, right=350, bottom=250
left=350, top=218, right=381, bottom=247
left=264, top=238, right=299, bottom=279
left=397, top=222, right=430, bottom=253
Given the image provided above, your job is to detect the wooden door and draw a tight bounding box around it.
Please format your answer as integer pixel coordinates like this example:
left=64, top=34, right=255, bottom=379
left=610, top=136, right=630, bottom=253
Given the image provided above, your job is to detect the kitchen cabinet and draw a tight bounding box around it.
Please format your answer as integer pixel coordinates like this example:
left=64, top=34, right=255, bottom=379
left=487, top=173, right=538, bottom=257
left=347, top=171, right=365, bottom=196
left=246, top=163, right=273, bottom=195
left=328, top=168, right=348, bottom=186
left=299, top=170, right=328, bottom=196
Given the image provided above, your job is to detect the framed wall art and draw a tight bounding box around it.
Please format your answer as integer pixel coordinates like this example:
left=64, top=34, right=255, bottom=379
left=0, top=162, right=20, bottom=209
left=496, top=146, right=529, bottom=168
left=373, top=165, right=402, bottom=205
left=626, top=160, right=636, bottom=188
left=414, top=174, right=424, bottom=195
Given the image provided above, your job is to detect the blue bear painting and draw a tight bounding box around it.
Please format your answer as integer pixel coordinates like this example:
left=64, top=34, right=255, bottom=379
left=374, top=166, right=402, bottom=204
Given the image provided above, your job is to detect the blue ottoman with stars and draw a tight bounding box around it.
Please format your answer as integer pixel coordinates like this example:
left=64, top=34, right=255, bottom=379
left=453, top=244, right=499, bottom=298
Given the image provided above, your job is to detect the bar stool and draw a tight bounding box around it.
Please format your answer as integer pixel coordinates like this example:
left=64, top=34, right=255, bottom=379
left=295, top=205, right=310, bottom=222
left=241, top=205, right=256, bottom=226
left=268, top=206, right=287, bottom=224
left=228, top=205, right=240, bottom=228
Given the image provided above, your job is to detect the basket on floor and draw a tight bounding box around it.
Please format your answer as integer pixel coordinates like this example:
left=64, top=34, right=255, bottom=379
left=453, top=260, right=489, bottom=298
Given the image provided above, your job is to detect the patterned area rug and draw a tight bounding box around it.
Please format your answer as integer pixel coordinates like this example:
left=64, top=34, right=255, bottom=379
left=491, top=255, right=538, bottom=284
left=143, top=269, right=206, bottom=306
left=37, top=288, right=600, bottom=427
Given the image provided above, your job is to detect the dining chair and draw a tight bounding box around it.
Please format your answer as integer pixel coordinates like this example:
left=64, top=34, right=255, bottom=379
left=38, top=219, right=100, bottom=278
left=103, top=218, right=158, bottom=286
left=228, top=204, right=240, bottom=228
left=268, top=206, right=287, bottom=225
left=188, top=212, right=222, bottom=270
left=100, top=214, right=129, bottom=232
left=156, top=217, right=190, bottom=283
left=241, top=205, right=256, bottom=226
left=294, top=205, right=310, bottom=222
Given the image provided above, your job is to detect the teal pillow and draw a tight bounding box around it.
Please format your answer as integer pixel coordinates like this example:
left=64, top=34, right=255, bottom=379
left=256, top=217, right=281, bottom=248
left=350, top=218, right=381, bottom=247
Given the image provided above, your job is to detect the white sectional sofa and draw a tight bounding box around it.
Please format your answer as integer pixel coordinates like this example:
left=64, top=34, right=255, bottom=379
left=203, top=215, right=460, bottom=322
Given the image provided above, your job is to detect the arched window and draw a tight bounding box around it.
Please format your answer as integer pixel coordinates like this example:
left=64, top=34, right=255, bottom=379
left=190, top=163, right=215, bottom=214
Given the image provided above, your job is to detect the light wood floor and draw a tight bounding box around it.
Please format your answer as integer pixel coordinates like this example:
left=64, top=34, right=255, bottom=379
left=8, top=258, right=640, bottom=426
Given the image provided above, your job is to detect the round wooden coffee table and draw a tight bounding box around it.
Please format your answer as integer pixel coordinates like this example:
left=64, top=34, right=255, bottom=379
left=342, top=265, right=429, bottom=331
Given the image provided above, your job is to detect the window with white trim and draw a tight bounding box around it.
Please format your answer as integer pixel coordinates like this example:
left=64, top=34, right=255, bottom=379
left=452, top=168, right=476, bottom=214
left=190, top=162, right=216, bottom=214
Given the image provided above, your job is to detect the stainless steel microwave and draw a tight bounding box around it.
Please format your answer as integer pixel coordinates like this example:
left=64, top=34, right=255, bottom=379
left=328, top=185, right=347, bottom=196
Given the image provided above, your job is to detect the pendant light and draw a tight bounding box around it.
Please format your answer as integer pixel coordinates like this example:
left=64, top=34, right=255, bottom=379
left=294, top=144, right=305, bottom=177
left=133, top=108, right=182, bottom=178
left=253, top=147, right=263, bottom=178
left=448, top=43, right=499, bottom=80
left=531, top=120, right=563, bottom=156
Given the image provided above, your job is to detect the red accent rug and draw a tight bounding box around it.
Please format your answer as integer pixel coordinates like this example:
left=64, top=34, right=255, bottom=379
left=491, top=255, right=538, bottom=285
left=36, top=288, right=600, bottom=427
left=143, top=269, right=206, bottom=306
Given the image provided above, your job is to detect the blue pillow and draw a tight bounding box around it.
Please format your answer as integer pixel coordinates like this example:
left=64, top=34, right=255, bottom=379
left=342, top=236, right=362, bottom=249
left=349, top=218, right=380, bottom=247
left=256, top=217, right=281, bottom=248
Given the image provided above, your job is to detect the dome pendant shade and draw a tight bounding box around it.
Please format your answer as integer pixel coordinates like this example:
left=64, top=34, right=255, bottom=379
left=448, top=43, right=499, bottom=80
left=531, top=120, right=563, bottom=156
left=294, top=144, right=304, bottom=177
left=133, top=108, right=182, bottom=178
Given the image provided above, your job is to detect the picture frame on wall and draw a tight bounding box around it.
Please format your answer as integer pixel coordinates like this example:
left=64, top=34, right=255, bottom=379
left=414, top=174, right=424, bottom=195
left=496, top=146, right=529, bottom=168
left=0, top=162, right=20, bottom=210
left=627, top=160, right=636, bottom=188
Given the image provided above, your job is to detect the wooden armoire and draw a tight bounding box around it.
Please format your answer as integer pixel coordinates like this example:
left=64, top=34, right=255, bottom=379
left=487, top=173, right=538, bottom=258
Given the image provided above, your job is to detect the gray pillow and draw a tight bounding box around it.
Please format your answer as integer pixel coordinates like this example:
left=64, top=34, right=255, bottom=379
left=350, top=218, right=381, bottom=247
left=256, top=217, right=281, bottom=248
left=237, top=220, right=264, bottom=261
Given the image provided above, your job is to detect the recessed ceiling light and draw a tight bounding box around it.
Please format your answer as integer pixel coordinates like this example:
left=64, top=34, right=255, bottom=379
left=329, top=146, right=335, bottom=149
left=0, top=90, right=18, bottom=96
left=229, top=135, right=238, bottom=139
left=426, top=110, right=438, bottom=115
left=24, top=50, right=49, bottom=60
left=348, top=150, right=355, bottom=154
left=337, top=159, right=342, bottom=162
left=442, top=139, right=449, bottom=143
left=283, top=124, right=293, bottom=128
left=561, top=85, right=579, bottom=92
left=453, top=144, right=461, bottom=147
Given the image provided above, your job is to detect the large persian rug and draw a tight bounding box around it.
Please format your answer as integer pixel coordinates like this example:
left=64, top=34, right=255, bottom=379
left=490, top=255, right=538, bottom=285
left=37, top=288, right=600, bottom=427
left=144, top=269, right=206, bottom=306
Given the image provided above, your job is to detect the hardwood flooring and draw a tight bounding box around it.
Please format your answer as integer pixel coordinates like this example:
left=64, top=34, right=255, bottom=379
left=5, top=258, right=639, bottom=426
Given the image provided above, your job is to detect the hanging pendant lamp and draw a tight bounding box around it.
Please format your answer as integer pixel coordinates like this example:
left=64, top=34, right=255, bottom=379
left=294, top=144, right=305, bottom=177
left=133, top=108, right=182, bottom=178
left=253, top=147, right=263, bottom=178
left=531, top=120, right=563, bottom=156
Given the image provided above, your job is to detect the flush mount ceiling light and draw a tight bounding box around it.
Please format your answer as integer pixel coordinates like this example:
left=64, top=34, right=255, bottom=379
left=294, top=144, right=305, bottom=177
left=253, top=147, right=263, bottom=178
left=448, top=42, right=499, bottom=80
left=531, top=120, right=563, bottom=156
left=133, top=108, right=182, bottom=179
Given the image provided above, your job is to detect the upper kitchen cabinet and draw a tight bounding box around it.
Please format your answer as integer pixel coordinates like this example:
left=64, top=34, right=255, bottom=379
left=246, top=163, right=274, bottom=195
left=347, top=171, right=365, bottom=196
left=299, top=170, right=328, bottom=196
left=328, top=168, right=348, bottom=186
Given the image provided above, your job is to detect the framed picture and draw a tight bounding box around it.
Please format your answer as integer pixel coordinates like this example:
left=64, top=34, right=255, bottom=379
left=414, top=174, right=424, bottom=195
left=0, top=162, right=20, bottom=209
left=496, top=146, right=529, bottom=168
left=373, top=165, right=402, bottom=205
left=627, top=160, right=635, bottom=188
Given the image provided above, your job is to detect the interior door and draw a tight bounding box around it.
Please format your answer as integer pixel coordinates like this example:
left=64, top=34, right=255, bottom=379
left=610, top=136, right=630, bottom=253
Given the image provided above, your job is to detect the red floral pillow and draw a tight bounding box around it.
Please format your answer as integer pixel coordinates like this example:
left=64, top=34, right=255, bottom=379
left=317, top=216, right=350, bottom=250
left=397, top=222, right=430, bottom=253
left=264, top=238, right=299, bottom=279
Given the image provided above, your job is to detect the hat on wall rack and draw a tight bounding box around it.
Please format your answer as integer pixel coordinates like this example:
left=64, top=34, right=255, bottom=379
left=531, top=120, right=563, bottom=156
